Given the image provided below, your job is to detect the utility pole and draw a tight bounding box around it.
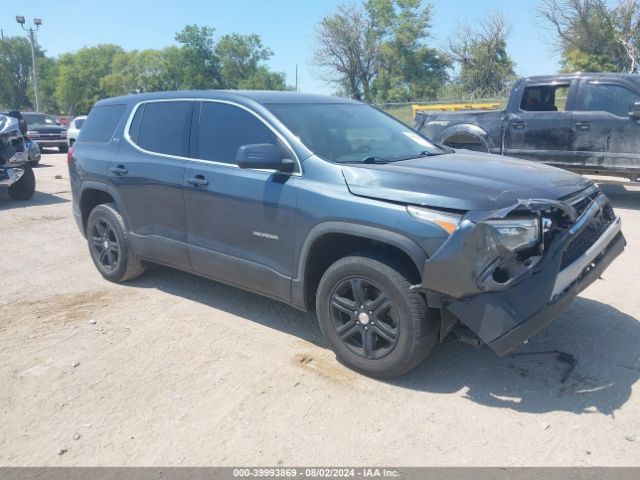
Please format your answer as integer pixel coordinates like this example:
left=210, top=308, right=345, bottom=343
left=295, top=64, right=298, bottom=92
left=16, top=16, right=42, bottom=112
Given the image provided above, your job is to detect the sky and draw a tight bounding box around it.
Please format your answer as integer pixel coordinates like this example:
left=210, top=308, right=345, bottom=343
left=3, top=0, right=565, bottom=95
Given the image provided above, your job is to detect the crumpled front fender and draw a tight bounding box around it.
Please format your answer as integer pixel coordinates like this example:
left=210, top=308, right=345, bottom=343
left=418, top=194, right=624, bottom=352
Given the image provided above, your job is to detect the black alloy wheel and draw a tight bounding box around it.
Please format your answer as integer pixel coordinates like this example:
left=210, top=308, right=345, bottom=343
left=90, top=218, right=121, bottom=272
left=329, top=277, right=399, bottom=360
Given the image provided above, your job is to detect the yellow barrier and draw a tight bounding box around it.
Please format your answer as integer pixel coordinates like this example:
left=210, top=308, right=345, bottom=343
left=412, top=102, right=502, bottom=118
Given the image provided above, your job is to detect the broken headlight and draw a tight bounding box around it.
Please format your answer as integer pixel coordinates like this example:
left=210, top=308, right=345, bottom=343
left=484, top=217, right=540, bottom=251
left=407, top=205, right=462, bottom=235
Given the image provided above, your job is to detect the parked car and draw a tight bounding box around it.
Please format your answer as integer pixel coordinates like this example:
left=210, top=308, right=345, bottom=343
left=66, top=116, right=87, bottom=147
left=414, top=73, right=640, bottom=182
left=0, top=112, right=35, bottom=200
left=69, top=91, right=625, bottom=378
left=22, top=112, right=68, bottom=153
left=24, top=137, right=41, bottom=166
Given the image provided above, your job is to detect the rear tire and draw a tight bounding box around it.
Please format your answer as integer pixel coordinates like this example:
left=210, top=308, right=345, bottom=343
left=8, top=165, right=35, bottom=200
left=316, top=254, right=438, bottom=379
left=86, top=203, right=145, bottom=282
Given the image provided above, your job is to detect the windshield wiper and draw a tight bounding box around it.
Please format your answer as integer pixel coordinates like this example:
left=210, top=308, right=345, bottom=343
left=389, top=151, right=447, bottom=162
left=339, top=157, right=389, bottom=164
left=362, top=156, right=389, bottom=164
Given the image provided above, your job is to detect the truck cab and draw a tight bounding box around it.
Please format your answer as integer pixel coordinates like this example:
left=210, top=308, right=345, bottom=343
left=414, top=73, right=640, bottom=181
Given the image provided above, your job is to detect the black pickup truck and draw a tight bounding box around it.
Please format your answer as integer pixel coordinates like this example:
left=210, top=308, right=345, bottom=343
left=414, top=73, right=640, bottom=181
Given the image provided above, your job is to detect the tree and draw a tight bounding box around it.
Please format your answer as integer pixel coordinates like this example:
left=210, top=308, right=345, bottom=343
left=538, top=0, right=640, bottom=73
left=0, top=36, right=38, bottom=109
left=367, top=0, right=450, bottom=102
left=237, top=68, right=290, bottom=90
left=217, top=34, right=268, bottom=87
left=448, top=13, right=516, bottom=98
left=101, top=49, right=178, bottom=96
left=312, top=4, right=379, bottom=101
left=312, top=1, right=449, bottom=102
left=174, top=24, right=221, bottom=88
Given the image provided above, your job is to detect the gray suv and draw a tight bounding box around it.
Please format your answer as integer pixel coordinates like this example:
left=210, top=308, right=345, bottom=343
left=69, top=91, right=625, bottom=378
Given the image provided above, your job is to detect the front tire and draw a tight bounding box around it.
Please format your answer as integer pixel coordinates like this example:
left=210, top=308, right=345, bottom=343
left=8, top=165, right=35, bottom=200
left=316, top=254, right=438, bottom=379
left=87, top=203, right=144, bottom=282
left=59, top=144, right=69, bottom=153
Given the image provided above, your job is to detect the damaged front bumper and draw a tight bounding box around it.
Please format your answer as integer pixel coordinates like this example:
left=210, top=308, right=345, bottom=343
left=0, top=153, right=28, bottom=187
left=419, top=189, right=626, bottom=355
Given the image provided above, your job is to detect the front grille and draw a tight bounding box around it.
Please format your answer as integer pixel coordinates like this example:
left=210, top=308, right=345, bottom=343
left=571, top=189, right=599, bottom=218
left=37, top=133, right=64, bottom=139
left=560, top=201, right=615, bottom=269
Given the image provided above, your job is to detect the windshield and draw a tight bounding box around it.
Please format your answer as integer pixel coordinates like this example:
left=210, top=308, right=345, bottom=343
left=265, top=103, right=443, bottom=163
left=23, top=113, right=54, bottom=126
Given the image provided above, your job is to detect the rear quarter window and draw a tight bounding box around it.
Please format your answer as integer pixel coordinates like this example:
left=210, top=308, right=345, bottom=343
left=78, top=104, right=126, bottom=143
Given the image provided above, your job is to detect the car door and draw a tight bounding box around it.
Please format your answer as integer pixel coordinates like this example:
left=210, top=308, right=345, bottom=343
left=184, top=100, right=299, bottom=301
left=111, top=100, right=193, bottom=269
left=504, top=81, right=575, bottom=165
left=571, top=80, right=640, bottom=172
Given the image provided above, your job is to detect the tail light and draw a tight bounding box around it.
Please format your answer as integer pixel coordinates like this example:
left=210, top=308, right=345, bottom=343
left=67, top=146, right=73, bottom=167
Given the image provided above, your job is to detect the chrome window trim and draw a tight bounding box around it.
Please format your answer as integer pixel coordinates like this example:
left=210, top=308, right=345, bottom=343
left=122, top=97, right=302, bottom=176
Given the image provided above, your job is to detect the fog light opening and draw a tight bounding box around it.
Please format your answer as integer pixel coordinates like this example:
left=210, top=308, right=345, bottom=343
left=492, top=268, right=510, bottom=284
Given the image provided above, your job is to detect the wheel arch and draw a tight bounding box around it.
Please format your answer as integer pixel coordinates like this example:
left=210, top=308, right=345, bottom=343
left=293, top=222, right=427, bottom=311
left=79, top=182, right=129, bottom=236
left=439, top=124, right=492, bottom=152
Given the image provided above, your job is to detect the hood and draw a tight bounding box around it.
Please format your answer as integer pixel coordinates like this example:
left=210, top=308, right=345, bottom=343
left=341, top=151, right=592, bottom=211
left=28, top=124, right=66, bottom=133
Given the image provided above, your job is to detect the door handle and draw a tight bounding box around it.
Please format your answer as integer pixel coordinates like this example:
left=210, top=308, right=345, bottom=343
left=510, top=120, right=525, bottom=129
left=110, top=165, right=128, bottom=176
left=574, top=122, right=591, bottom=131
left=187, top=176, right=209, bottom=187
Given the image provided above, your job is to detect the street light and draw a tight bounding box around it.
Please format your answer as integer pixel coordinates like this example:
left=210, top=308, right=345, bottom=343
left=16, top=16, right=42, bottom=112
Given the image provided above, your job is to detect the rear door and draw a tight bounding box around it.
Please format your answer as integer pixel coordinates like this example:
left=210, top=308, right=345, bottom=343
left=504, top=81, right=575, bottom=164
left=183, top=100, right=299, bottom=301
left=571, top=80, right=640, bottom=172
left=112, top=100, right=193, bottom=269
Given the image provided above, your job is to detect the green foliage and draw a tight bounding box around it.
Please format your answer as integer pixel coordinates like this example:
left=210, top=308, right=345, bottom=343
left=237, top=68, right=290, bottom=90
left=54, top=44, right=124, bottom=115
left=0, top=25, right=289, bottom=115
left=539, top=0, right=640, bottom=74
left=367, top=0, right=451, bottom=102
left=313, top=1, right=450, bottom=103
left=448, top=14, right=516, bottom=99
left=0, top=36, right=39, bottom=109
left=174, top=25, right=222, bottom=88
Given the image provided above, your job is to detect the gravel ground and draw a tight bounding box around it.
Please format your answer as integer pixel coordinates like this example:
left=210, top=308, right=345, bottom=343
left=1, top=153, right=639, bottom=466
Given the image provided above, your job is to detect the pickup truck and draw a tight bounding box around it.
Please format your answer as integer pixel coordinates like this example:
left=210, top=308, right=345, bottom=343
left=413, top=73, right=640, bottom=181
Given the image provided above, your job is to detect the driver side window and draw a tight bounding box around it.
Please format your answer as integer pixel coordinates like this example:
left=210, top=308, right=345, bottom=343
left=197, top=102, right=279, bottom=164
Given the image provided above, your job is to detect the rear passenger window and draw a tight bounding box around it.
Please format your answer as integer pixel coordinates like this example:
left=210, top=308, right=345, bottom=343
left=576, top=83, right=640, bottom=117
left=135, top=101, right=193, bottom=157
left=78, top=104, right=126, bottom=143
left=197, top=102, right=278, bottom=163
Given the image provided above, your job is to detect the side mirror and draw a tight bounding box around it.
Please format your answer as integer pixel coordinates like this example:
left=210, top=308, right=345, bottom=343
left=630, top=101, right=640, bottom=120
left=236, top=143, right=295, bottom=172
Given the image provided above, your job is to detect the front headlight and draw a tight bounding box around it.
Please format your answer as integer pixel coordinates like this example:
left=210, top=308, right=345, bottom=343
left=407, top=205, right=463, bottom=234
left=484, top=217, right=540, bottom=251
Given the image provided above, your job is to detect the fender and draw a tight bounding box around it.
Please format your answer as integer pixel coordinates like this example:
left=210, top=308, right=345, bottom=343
left=78, top=181, right=131, bottom=235
left=291, top=221, right=428, bottom=310
left=438, top=123, right=493, bottom=152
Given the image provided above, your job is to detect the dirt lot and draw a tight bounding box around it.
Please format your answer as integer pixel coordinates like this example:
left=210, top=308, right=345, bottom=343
left=1, top=152, right=639, bottom=466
